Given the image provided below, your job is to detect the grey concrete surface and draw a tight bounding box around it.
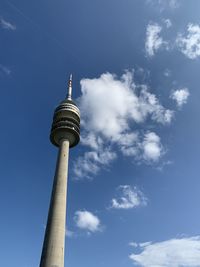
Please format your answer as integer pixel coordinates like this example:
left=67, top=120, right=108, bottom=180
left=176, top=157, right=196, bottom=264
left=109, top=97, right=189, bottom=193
left=39, top=139, right=69, bottom=267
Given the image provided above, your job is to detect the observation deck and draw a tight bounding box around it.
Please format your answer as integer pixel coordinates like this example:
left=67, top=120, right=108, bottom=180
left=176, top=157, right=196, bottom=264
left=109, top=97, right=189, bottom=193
left=50, top=75, right=80, bottom=148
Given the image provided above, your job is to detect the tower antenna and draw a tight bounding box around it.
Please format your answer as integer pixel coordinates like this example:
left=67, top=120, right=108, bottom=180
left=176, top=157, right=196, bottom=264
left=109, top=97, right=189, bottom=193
left=67, top=74, right=73, bottom=100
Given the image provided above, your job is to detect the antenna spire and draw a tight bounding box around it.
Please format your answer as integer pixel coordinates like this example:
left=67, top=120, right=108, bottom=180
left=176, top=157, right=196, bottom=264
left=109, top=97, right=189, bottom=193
left=67, top=74, right=73, bottom=99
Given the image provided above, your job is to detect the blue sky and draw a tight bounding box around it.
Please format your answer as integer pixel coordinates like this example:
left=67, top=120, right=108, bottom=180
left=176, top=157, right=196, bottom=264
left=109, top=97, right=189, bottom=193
left=0, top=0, right=200, bottom=266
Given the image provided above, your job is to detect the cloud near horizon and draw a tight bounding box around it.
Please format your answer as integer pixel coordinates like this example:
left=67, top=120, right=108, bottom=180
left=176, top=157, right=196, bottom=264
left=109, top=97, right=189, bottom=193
left=129, top=236, right=200, bottom=267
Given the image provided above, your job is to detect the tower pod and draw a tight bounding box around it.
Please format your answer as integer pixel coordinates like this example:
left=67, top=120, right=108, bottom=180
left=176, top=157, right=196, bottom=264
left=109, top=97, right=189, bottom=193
left=50, top=75, right=80, bottom=148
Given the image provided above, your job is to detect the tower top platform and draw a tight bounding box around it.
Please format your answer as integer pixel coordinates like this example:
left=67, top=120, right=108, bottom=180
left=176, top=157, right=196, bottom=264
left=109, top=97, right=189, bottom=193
left=50, top=75, right=80, bottom=148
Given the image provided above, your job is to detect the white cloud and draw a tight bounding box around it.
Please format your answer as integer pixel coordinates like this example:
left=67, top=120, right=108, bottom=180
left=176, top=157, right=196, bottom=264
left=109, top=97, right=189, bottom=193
left=129, top=236, right=200, bottom=267
left=120, top=131, right=164, bottom=162
left=176, top=24, right=200, bottom=59
left=163, top=19, right=172, bottom=29
left=80, top=72, right=173, bottom=138
left=170, top=88, right=190, bottom=108
left=164, top=69, right=171, bottom=77
left=145, top=23, right=167, bottom=57
left=146, top=0, right=179, bottom=10
left=73, top=71, right=174, bottom=179
left=139, top=241, right=153, bottom=247
left=0, top=64, right=11, bottom=75
left=73, top=147, right=117, bottom=180
left=81, top=133, right=103, bottom=150
left=118, top=132, right=139, bottom=157
left=80, top=72, right=141, bottom=139
left=139, top=88, right=174, bottom=124
left=65, top=229, right=74, bottom=238
left=168, top=0, right=179, bottom=9
left=0, top=18, right=16, bottom=30
left=156, top=159, right=173, bottom=171
left=110, top=185, right=147, bottom=209
left=142, top=132, right=164, bottom=162
left=74, top=210, right=101, bottom=232
left=129, top=242, right=138, bottom=248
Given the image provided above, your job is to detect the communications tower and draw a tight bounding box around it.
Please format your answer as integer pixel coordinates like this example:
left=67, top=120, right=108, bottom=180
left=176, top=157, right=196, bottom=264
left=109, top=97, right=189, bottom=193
left=39, top=75, right=80, bottom=267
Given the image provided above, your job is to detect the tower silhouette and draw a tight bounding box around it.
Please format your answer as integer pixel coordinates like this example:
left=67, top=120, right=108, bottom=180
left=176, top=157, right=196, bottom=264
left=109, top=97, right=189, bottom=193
left=39, top=75, right=80, bottom=267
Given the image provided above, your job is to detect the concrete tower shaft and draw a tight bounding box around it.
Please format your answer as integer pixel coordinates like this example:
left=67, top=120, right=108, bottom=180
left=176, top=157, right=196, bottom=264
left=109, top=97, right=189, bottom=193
left=39, top=75, right=80, bottom=267
left=40, top=139, right=69, bottom=267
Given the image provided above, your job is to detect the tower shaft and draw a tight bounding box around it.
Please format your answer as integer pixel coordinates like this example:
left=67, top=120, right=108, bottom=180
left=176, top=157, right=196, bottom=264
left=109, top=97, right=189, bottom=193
left=40, top=139, right=69, bottom=267
left=39, top=75, right=80, bottom=266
